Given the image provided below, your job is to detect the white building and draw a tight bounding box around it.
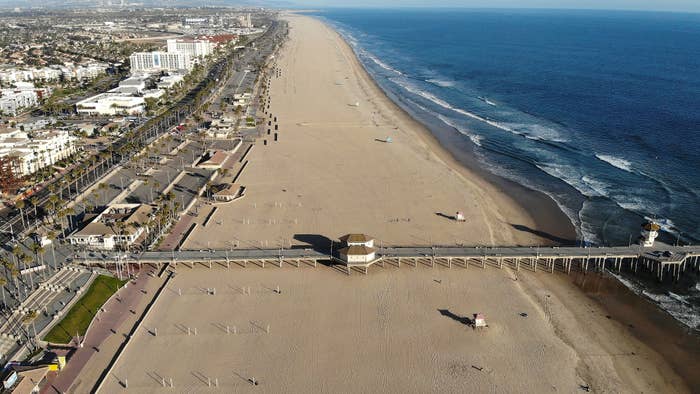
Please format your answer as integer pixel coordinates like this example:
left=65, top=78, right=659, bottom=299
left=110, top=75, right=149, bottom=95
left=238, top=13, right=252, bottom=28
left=68, top=204, right=153, bottom=251
left=0, top=129, right=77, bottom=176
left=142, top=89, right=165, bottom=100
left=60, top=63, right=107, bottom=81
left=641, top=221, right=660, bottom=247
left=338, top=234, right=378, bottom=264
left=167, top=38, right=214, bottom=60
left=0, top=82, right=49, bottom=116
left=0, top=91, right=37, bottom=116
left=0, top=64, right=106, bottom=84
left=156, top=74, right=184, bottom=89
left=129, top=51, right=191, bottom=72
left=76, top=93, right=145, bottom=116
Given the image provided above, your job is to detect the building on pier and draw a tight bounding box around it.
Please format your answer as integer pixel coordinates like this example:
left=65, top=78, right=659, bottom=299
left=640, top=220, right=660, bottom=247
left=337, top=234, right=379, bottom=265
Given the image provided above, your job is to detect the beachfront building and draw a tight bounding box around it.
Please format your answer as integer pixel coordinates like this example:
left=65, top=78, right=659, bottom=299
left=129, top=51, right=191, bottom=72
left=0, top=129, right=77, bottom=176
left=338, top=234, right=378, bottom=264
left=212, top=184, right=245, bottom=202
left=68, top=204, right=154, bottom=251
left=167, top=38, right=214, bottom=60
left=75, top=93, right=145, bottom=116
left=197, top=150, right=229, bottom=169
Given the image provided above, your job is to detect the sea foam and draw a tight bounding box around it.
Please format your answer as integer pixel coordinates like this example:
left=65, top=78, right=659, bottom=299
left=596, top=154, right=634, bottom=173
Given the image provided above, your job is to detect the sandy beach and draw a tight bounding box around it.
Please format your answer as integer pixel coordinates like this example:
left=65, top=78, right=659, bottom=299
left=140, top=14, right=698, bottom=394
left=185, top=14, right=575, bottom=251
left=99, top=265, right=690, bottom=393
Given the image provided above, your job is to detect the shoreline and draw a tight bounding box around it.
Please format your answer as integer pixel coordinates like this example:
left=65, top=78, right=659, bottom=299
left=313, top=15, right=577, bottom=246
left=305, top=13, right=698, bottom=391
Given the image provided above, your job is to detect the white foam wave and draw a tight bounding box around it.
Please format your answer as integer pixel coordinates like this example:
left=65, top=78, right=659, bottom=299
left=609, top=272, right=700, bottom=331
left=641, top=290, right=700, bottom=330
left=581, top=175, right=611, bottom=197
left=596, top=154, right=634, bottom=173
left=617, top=196, right=651, bottom=213
left=535, top=163, right=606, bottom=198
left=426, top=78, right=455, bottom=88
left=365, top=53, right=403, bottom=76
left=437, top=115, right=483, bottom=147
left=500, top=122, right=567, bottom=143
left=577, top=200, right=601, bottom=244
left=483, top=160, right=590, bottom=243
left=392, top=78, right=568, bottom=143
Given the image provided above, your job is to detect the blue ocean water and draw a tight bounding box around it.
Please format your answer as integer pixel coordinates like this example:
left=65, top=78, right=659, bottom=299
left=309, top=8, right=700, bottom=246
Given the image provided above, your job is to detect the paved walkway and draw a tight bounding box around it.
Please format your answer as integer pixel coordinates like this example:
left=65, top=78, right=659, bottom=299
left=41, top=267, right=166, bottom=393
left=157, top=213, right=197, bottom=252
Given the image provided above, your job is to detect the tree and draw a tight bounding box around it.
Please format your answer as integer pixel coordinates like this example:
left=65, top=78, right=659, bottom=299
left=0, top=156, right=22, bottom=194
left=16, top=200, right=26, bottom=229
left=47, top=231, right=58, bottom=271
left=0, top=276, right=6, bottom=308
left=98, top=182, right=108, bottom=205
left=30, top=196, right=40, bottom=220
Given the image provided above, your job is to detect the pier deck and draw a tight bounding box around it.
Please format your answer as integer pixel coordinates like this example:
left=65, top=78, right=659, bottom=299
left=80, top=244, right=700, bottom=281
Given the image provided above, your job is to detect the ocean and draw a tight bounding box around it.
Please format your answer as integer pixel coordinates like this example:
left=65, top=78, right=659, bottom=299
left=308, top=8, right=700, bottom=330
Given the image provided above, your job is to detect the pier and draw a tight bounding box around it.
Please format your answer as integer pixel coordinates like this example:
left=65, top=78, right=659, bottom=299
left=80, top=244, right=700, bottom=281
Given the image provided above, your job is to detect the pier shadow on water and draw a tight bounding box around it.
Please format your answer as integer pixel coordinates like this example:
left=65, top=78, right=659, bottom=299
left=438, top=309, right=473, bottom=327
left=510, top=223, right=577, bottom=246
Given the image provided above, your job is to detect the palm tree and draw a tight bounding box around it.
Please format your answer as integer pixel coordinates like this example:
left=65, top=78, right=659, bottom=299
left=9, top=266, right=19, bottom=298
left=0, top=277, right=6, bottom=308
left=22, top=253, right=33, bottom=289
left=29, top=196, right=40, bottom=225
left=11, top=246, right=22, bottom=267
left=98, top=182, right=108, bottom=205
left=47, top=231, right=58, bottom=271
left=15, top=200, right=26, bottom=229
left=48, top=195, right=59, bottom=222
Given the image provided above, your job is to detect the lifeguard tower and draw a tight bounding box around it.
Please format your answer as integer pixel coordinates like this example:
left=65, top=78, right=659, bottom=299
left=473, top=313, right=487, bottom=329
left=640, top=220, right=660, bottom=247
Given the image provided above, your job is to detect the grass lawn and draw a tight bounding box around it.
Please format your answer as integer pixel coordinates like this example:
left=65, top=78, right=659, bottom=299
left=43, top=275, right=127, bottom=344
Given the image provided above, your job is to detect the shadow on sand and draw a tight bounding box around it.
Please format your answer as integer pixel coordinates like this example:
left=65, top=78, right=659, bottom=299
left=292, top=234, right=336, bottom=254
left=438, top=309, right=474, bottom=327
left=510, top=223, right=577, bottom=246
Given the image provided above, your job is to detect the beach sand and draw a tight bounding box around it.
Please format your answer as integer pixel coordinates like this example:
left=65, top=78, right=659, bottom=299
left=152, top=14, right=696, bottom=394
left=184, top=14, right=575, bottom=251
left=100, top=265, right=690, bottom=393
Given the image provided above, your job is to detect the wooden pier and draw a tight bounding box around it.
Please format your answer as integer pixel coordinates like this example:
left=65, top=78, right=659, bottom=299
left=80, top=244, right=700, bottom=282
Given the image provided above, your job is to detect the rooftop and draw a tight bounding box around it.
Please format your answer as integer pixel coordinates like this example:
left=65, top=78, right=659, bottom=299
left=339, top=233, right=374, bottom=244
left=338, top=245, right=376, bottom=256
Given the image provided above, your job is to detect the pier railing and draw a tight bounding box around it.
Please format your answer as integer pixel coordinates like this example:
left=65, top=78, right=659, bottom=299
left=78, top=244, right=700, bottom=281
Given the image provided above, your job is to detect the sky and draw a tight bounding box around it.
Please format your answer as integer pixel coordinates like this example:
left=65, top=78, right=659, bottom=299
left=288, top=0, right=700, bottom=12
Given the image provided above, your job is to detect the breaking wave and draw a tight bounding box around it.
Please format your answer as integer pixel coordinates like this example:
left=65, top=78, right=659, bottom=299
left=596, top=154, right=634, bottom=173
